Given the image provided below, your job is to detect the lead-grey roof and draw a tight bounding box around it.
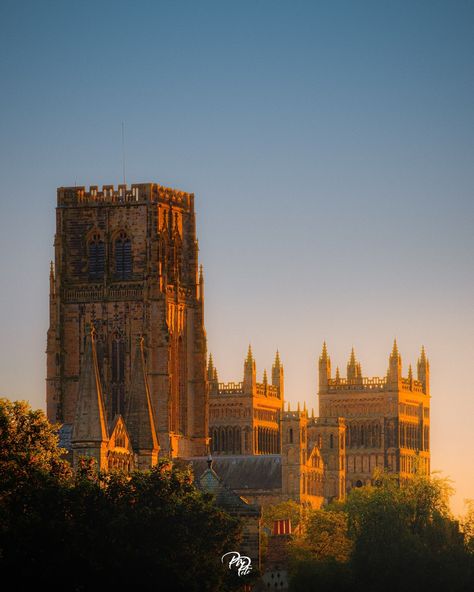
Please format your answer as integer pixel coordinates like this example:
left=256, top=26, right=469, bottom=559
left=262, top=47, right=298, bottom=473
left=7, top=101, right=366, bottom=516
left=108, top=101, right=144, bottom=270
left=187, top=455, right=282, bottom=491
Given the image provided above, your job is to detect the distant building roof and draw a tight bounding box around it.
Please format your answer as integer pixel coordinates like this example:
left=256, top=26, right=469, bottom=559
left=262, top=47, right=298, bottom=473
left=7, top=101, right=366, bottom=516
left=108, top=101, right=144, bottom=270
left=197, top=463, right=260, bottom=516
left=187, top=454, right=282, bottom=491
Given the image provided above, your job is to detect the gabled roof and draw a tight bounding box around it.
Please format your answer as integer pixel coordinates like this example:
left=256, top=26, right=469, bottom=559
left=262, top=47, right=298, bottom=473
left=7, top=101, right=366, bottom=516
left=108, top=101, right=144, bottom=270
left=189, top=455, right=282, bottom=491
left=109, top=414, right=134, bottom=454
left=197, top=464, right=260, bottom=516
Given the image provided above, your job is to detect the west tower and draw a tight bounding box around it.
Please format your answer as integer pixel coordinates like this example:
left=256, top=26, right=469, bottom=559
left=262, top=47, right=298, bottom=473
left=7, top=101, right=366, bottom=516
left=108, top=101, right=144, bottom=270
left=47, top=183, right=208, bottom=458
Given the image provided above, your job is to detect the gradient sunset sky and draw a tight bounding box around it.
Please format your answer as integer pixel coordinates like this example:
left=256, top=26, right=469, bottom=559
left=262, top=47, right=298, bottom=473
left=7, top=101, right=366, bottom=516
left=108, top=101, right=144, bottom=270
left=0, top=1, right=472, bottom=513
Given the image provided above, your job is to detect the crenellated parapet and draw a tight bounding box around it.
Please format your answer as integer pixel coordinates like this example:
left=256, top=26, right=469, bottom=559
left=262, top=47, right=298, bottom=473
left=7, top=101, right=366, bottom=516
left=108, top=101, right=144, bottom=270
left=57, top=183, right=195, bottom=210
left=318, top=341, right=430, bottom=396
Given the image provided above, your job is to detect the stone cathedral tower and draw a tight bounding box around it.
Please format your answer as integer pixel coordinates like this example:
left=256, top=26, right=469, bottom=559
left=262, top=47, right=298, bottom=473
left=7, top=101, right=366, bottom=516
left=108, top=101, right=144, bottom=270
left=47, top=183, right=208, bottom=459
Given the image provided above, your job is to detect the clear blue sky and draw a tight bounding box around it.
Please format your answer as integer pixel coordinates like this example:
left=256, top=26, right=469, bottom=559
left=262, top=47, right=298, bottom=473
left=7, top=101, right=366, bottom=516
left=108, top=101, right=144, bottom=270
left=0, top=1, right=473, bottom=512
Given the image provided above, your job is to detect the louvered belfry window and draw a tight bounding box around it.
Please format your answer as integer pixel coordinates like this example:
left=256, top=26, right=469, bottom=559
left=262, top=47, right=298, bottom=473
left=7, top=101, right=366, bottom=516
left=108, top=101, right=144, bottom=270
left=88, top=232, right=105, bottom=280
left=115, top=231, right=132, bottom=280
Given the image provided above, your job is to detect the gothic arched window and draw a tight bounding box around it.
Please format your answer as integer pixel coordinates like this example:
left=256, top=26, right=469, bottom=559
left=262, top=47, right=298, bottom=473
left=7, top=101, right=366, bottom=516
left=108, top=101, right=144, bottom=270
left=88, top=231, right=105, bottom=280
left=114, top=231, right=132, bottom=280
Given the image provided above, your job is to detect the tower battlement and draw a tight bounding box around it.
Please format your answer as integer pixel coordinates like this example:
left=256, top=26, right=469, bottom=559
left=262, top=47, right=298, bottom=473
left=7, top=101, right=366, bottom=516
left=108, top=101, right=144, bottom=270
left=57, top=183, right=194, bottom=210
left=318, top=341, right=429, bottom=396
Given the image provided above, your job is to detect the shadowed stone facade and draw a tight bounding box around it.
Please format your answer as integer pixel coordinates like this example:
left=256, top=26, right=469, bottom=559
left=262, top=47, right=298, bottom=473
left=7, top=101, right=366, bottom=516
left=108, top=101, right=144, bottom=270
left=48, top=183, right=208, bottom=464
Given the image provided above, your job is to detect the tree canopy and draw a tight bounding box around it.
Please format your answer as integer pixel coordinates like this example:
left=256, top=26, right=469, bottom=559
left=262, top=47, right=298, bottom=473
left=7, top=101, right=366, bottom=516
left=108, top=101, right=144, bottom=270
left=289, top=471, right=474, bottom=592
left=0, top=399, right=242, bottom=591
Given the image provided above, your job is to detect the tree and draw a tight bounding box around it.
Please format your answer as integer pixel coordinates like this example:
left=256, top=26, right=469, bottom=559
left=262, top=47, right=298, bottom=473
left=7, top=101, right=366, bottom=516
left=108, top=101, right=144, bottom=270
left=290, top=509, right=352, bottom=563
left=344, top=470, right=473, bottom=592
left=461, top=499, right=474, bottom=554
left=0, top=397, right=71, bottom=486
left=0, top=399, right=243, bottom=591
left=288, top=507, right=353, bottom=592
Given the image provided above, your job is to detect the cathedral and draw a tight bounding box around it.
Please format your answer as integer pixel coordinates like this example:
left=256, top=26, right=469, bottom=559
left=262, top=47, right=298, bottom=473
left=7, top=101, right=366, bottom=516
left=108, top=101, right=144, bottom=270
left=47, top=182, right=430, bottom=508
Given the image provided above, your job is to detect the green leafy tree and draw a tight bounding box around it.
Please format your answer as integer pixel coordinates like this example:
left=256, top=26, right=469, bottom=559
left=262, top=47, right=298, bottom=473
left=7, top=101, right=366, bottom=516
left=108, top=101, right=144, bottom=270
left=0, top=399, right=243, bottom=591
left=290, top=509, right=352, bottom=563
left=345, top=470, right=473, bottom=592
left=288, top=507, right=353, bottom=592
left=0, top=397, right=71, bottom=486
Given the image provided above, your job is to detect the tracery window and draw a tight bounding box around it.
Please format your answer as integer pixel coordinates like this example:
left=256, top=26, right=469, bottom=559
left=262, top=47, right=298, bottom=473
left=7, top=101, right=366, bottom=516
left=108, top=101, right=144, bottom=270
left=88, top=231, right=105, bottom=280
left=114, top=231, right=132, bottom=279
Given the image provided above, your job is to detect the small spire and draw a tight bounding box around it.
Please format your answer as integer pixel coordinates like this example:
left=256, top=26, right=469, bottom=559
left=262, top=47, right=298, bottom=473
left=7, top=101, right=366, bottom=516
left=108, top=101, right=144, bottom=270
left=287, top=402, right=290, bottom=411
left=420, top=345, right=427, bottom=363
left=335, top=366, right=340, bottom=381
left=408, top=364, right=413, bottom=381
left=321, top=341, right=328, bottom=359
left=246, top=344, right=253, bottom=363
left=263, top=369, right=268, bottom=385
left=391, top=339, right=399, bottom=357
left=207, top=353, right=216, bottom=382
left=207, top=453, right=213, bottom=470
left=198, top=264, right=204, bottom=300
left=297, top=401, right=300, bottom=412
left=349, top=347, right=356, bottom=365
left=311, top=408, right=315, bottom=418
left=274, top=349, right=281, bottom=367
left=303, top=401, right=307, bottom=412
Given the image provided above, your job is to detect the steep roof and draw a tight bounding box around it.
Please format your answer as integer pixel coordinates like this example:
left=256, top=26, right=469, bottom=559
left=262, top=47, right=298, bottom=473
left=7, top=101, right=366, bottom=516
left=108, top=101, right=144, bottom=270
left=189, top=455, right=282, bottom=491
left=71, top=328, right=109, bottom=444
left=197, top=462, right=261, bottom=516
left=124, top=337, right=159, bottom=452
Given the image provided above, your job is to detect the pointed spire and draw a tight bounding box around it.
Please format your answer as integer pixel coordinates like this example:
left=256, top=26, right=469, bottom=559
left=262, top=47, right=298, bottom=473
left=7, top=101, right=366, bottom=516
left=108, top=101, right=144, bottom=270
left=246, top=344, right=253, bottom=363
left=349, top=347, right=356, bottom=365
left=49, top=261, right=55, bottom=297
left=263, top=369, right=268, bottom=386
left=198, top=264, right=204, bottom=301
left=347, top=347, right=361, bottom=380
left=274, top=349, right=281, bottom=367
left=297, top=401, right=301, bottom=412
left=72, top=326, right=109, bottom=444
left=124, top=336, right=159, bottom=457
left=388, top=339, right=402, bottom=385
left=311, top=408, right=315, bottom=418
left=303, top=401, right=307, bottom=412
left=243, top=344, right=256, bottom=394
left=207, top=353, right=215, bottom=381
left=391, top=339, right=399, bottom=358
left=287, top=402, right=290, bottom=412
left=417, top=345, right=430, bottom=395
left=335, top=366, right=340, bottom=381
left=319, top=341, right=331, bottom=392
left=420, top=345, right=427, bottom=363
left=320, top=341, right=328, bottom=360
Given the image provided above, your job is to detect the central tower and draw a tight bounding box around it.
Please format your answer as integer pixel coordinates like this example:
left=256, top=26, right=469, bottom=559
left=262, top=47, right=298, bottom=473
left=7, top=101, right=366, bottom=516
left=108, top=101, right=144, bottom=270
left=47, top=183, right=208, bottom=458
